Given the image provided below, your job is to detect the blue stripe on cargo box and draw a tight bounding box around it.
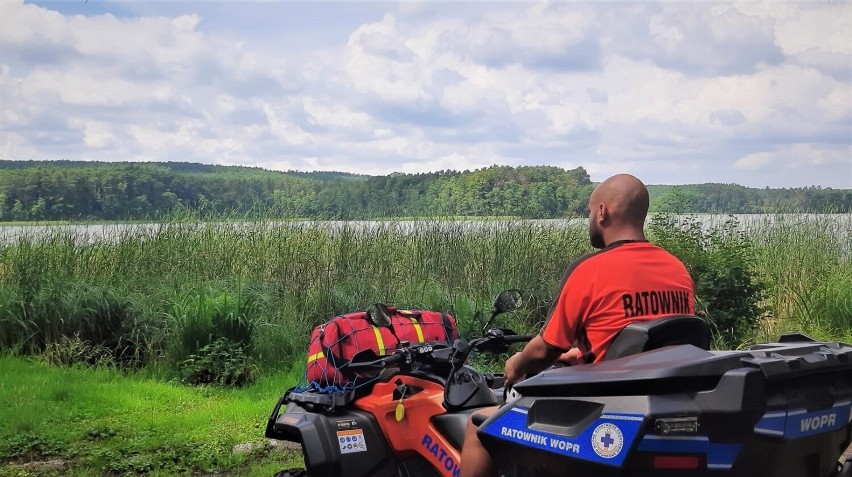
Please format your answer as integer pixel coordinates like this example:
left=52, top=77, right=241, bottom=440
left=755, top=401, right=851, bottom=439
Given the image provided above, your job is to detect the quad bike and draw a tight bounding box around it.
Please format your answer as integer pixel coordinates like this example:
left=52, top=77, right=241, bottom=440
left=266, top=290, right=852, bottom=477
left=265, top=289, right=531, bottom=477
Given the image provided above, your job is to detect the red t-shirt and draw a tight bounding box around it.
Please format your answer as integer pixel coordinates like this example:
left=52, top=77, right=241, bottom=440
left=540, top=240, right=695, bottom=362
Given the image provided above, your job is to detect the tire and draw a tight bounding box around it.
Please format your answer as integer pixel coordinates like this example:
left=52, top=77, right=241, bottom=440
left=839, top=458, right=852, bottom=477
left=274, top=468, right=307, bottom=477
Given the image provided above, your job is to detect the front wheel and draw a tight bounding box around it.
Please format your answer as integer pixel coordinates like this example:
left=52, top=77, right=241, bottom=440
left=274, top=468, right=307, bottom=477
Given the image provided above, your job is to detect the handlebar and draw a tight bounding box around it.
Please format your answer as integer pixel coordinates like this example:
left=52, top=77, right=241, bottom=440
left=345, top=349, right=406, bottom=370
left=503, top=334, right=534, bottom=344
left=344, top=332, right=534, bottom=372
left=469, top=330, right=534, bottom=355
left=380, top=352, right=405, bottom=366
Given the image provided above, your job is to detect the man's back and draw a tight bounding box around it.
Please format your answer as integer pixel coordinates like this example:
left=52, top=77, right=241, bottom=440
left=540, top=240, right=695, bottom=363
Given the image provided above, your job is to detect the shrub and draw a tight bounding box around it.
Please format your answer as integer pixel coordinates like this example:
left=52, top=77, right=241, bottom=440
left=0, top=275, right=148, bottom=367
left=43, top=334, right=114, bottom=368
left=812, top=268, right=852, bottom=341
left=179, top=337, right=256, bottom=387
left=59, top=285, right=148, bottom=368
left=648, top=214, right=766, bottom=348
left=166, top=284, right=262, bottom=365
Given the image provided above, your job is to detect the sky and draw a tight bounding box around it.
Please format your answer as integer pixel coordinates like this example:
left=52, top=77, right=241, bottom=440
left=1, top=1, right=850, bottom=188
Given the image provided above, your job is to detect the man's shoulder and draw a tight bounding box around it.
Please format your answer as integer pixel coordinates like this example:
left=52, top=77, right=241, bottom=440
left=578, top=241, right=684, bottom=268
left=564, top=241, right=684, bottom=277
left=567, top=248, right=605, bottom=270
left=562, top=246, right=615, bottom=281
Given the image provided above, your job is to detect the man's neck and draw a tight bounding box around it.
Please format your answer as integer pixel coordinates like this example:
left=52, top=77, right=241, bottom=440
left=604, top=229, right=646, bottom=246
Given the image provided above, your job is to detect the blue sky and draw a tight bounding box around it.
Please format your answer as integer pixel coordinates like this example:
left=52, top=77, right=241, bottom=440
left=1, top=0, right=850, bottom=188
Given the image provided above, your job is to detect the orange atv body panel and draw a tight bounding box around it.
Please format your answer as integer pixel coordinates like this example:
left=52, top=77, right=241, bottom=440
left=355, top=376, right=462, bottom=477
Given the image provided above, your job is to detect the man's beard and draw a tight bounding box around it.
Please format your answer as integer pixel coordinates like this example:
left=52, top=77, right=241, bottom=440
left=589, top=225, right=605, bottom=249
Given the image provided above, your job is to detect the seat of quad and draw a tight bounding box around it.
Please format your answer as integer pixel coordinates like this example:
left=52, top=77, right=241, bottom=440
left=432, top=409, right=481, bottom=451
left=603, top=314, right=711, bottom=361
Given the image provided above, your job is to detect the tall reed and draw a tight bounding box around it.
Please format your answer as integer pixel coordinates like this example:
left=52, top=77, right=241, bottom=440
left=0, top=218, right=591, bottom=371
left=1, top=214, right=848, bottom=374
left=749, top=214, right=852, bottom=342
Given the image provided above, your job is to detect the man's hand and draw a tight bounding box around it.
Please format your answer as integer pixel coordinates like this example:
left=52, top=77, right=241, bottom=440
left=503, top=352, right=526, bottom=386
left=502, top=335, right=565, bottom=387
left=557, top=347, right=583, bottom=365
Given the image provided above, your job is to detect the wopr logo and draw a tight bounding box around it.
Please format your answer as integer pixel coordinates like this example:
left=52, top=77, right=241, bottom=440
left=591, top=423, right=624, bottom=459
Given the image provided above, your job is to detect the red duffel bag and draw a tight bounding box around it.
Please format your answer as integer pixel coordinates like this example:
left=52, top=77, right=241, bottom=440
left=306, top=306, right=459, bottom=388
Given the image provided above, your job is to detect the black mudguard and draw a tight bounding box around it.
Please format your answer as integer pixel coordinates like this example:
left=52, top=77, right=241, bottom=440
left=267, top=399, right=398, bottom=477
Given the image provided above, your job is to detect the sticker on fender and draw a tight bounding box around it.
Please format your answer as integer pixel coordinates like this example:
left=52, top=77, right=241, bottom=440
left=482, top=406, right=643, bottom=467
left=498, top=426, right=580, bottom=453
left=337, top=429, right=367, bottom=454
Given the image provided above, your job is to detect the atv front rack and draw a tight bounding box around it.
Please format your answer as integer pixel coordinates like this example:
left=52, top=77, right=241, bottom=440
left=286, top=387, right=357, bottom=411
left=265, top=387, right=357, bottom=444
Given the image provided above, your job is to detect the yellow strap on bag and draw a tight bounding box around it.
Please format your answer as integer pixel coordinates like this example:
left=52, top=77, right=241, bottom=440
left=307, top=351, right=324, bottom=363
left=398, top=309, right=425, bottom=343
left=409, top=318, right=424, bottom=343
left=372, top=325, right=387, bottom=355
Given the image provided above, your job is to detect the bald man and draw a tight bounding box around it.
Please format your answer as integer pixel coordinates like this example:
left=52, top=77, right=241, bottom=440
left=459, top=174, right=695, bottom=477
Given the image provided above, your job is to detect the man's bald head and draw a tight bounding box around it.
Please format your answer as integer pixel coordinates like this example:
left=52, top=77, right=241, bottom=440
left=591, top=174, right=649, bottom=227
left=588, top=174, right=649, bottom=248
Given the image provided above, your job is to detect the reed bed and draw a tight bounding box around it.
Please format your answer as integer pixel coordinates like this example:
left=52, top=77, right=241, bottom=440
left=748, top=214, right=852, bottom=342
left=0, top=219, right=590, bottom=374
left=0, top=215, right=848, bottom=376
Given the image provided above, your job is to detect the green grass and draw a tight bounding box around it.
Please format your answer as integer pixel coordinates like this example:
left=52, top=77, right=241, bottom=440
left=0, top=356, right=303, bottom=476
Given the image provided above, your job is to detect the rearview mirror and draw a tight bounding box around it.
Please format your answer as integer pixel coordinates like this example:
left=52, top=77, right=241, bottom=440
left=481, top=289, right=523, bottom=336
left=493, top=289, right=522, bottom=314
left=366, top=303, right=393, bottom=328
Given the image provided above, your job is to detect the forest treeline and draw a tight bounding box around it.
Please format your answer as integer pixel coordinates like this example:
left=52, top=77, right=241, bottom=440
left=0, top=160, right=849, bottom=221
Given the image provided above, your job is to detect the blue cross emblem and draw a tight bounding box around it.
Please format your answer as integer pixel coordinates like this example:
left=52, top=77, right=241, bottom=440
left=600, top=433, right=615, bottom=448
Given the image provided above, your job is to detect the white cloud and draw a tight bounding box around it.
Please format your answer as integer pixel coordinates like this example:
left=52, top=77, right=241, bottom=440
left=22, top=68, right=177, bottom=107
left=735, top=145, right=852, bottom=172
left=0, top=1, right=66, bottom=47
left=0, top=0, right=850, bottom=188
left=303, top=98, right=371, bottom=129
left=734, top=152, right=774, bottom=170
left=0, top=131, right=38, bottom=159
left=344, top=14, right=430, bottom=103
left=67, top=118, right=119, bottom=149
left=261, top=103, right=313, bottom=146
left=743, top=2, right=852, bottom=55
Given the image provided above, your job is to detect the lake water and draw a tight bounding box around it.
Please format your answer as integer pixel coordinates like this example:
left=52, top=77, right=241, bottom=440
left=1, top=214, right=849, bottom=246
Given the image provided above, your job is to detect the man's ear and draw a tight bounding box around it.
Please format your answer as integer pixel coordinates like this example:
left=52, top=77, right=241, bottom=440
left=598, top=203, right=608, bottom=224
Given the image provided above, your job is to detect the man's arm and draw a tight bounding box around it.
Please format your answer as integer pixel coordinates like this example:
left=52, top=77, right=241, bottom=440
left=504, top=335, right=565, bottom=386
